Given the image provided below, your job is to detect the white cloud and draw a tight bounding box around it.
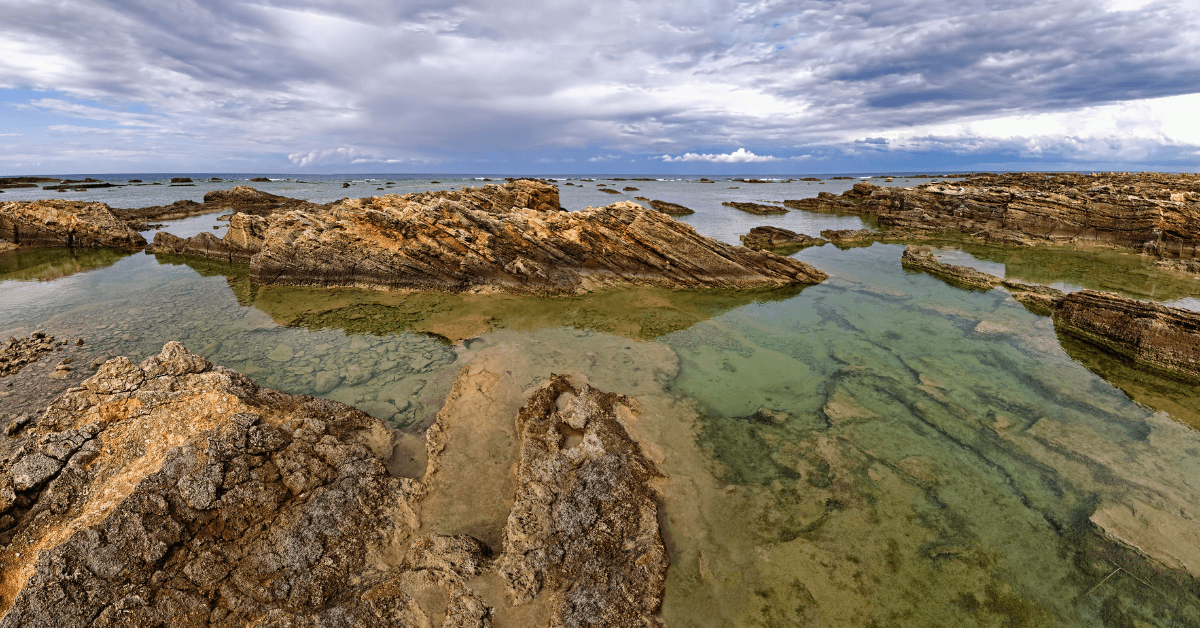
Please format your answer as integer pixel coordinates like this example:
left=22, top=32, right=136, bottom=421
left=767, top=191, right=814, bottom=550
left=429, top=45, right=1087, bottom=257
left=660, top=148, right=782, bottom=163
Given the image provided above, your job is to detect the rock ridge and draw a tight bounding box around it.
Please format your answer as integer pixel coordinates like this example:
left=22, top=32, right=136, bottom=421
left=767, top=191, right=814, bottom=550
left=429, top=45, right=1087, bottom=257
left=0, top=200, right=146, bottom=250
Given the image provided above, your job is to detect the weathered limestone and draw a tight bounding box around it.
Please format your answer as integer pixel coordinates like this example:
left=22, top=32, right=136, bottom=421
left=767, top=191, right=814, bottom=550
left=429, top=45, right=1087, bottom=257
left=152, top=180, right=826, bottom=295
left=0, top=200, right=146, bottom=249
left=0, top=342, right=672, bottom=626
left=786, top=173, right=1200, bottom=257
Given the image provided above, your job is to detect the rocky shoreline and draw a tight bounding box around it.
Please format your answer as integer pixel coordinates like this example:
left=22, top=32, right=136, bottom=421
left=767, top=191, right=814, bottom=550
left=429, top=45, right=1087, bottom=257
left=785, top=172, right=1200, bottom=257
left=0, top=342, right=667, bottom=626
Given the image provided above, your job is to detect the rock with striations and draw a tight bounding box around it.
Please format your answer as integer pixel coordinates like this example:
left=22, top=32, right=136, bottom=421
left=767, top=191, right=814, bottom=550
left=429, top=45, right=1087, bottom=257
left=202, top=186, right=315, bottom=216
left=647, top=199, right=695, bottom=215
left=0, top=200, right=146, bottom=249
left=151, top=214, right=268, bottom=263
left=899, top=245, right=1063, bottom=314
left=1054, top=290, right=1200, bottom=384
left=721, top=201, right=788, bottom=215
left=0, top=341, right=676, bottom=626
left=740, top=226, right=826, bottom=251
left=153, top=180, right=826, bottom=294
left=785, top=173, right=1200, bottom=257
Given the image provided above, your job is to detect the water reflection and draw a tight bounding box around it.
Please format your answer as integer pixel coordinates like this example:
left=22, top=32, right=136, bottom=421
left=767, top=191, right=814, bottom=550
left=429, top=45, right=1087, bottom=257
left=0, top=247, right=130, bottom=282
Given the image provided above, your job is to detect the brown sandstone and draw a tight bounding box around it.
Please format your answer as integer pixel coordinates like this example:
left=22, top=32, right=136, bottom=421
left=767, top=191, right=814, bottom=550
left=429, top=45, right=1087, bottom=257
left=0, top=200, right=146, bottom=250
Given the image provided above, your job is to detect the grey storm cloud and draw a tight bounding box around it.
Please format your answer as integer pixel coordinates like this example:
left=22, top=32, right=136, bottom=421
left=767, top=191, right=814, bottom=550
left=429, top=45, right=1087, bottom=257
left=0, top=0, right=1198, bottom=171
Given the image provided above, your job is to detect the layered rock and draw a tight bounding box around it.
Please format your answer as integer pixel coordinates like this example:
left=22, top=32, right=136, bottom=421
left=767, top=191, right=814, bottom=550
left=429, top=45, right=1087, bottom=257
left=721, top=201, right=787, bottom=215
left=785, top=172, right=1200, bottom=257
left=154, top=180, right=826, bottom=295
left=1054, top=290, right=1200, bottom=384
left=819, top=228, right=878, bottom=247
left=113, top=187, right=314, bottom=227
left=0, top=200, right=146, bottom=249
left=740, top=226, right=826, bottom=251
left=0, top=342, right=673, bottom=626
left=647, top=200, right=694, bottom=215
left=151, top=214, right=268, bottom=263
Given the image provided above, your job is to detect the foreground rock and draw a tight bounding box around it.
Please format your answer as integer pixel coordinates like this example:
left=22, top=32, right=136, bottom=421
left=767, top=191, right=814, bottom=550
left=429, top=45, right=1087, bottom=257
left=0, top=200, right=146, bottom=250
left=901, top=245, right=1200, bottom=381
left=0, top=342, right=670, bottom=626
left=739, top=226, right=825, bottom=251
left=647, top=199, right=694, bottom=215
left=786, top=172, right=1200, bottom=257
left=155, top=180, right=826, bottom=295
left=497, top=376, right=667, bottom=627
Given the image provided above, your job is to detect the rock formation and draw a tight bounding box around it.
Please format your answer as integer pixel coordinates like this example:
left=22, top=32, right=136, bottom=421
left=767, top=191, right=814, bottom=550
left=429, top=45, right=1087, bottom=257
left=899, top=246, right=1200, bottom=381
left=647, top=200, right=694, bottom=215
left=152, top=214, right=268, bottom=263
left=740, top=226, right=825, bottom=251
left=819, top=229, right=878, bottom=247
left=0, top=332, right=61, bottom=378
left=1055, top=290, right=1200, bottom=384
left=496, top=376, right=667, bottom=627
left=153, top=180, right=826, bottom=295
left=0, top=200, right=146, bottom=250
left=721, top=201, right=787, bottom=215
left=0, top=342, right=672, bottom=626
left=202, top=186, right=315, bottom=216
left=786, top=172, right=1200, bottom=257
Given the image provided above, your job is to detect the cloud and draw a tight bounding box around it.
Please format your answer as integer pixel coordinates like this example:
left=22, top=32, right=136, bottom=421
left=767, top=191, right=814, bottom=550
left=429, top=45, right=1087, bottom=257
left=0, top=0, right=1197, bottom=172
left=660, top=148, right=782, bottom=163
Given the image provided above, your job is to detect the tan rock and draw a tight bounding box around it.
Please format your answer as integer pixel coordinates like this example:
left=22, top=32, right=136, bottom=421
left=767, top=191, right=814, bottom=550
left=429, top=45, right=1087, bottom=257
left=0, top=200, right=145, bottom=249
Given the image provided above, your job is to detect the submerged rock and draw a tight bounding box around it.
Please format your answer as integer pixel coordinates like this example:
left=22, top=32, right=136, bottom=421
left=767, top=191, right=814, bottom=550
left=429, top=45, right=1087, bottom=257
left=0, top=200, right=146, bottom=249
left=786, top=173, right=1200, bottom=257
left=740, top=226, right=826, bottom=251
left=900, top=245, right=1002, bottom=291
left=154, top=180, right=825, bottom=295
left=0, top=332, right=58, bottom=378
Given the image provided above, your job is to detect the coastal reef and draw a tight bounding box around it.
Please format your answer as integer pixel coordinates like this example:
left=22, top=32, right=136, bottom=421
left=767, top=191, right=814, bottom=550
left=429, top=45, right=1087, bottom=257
left=0, top=200, right=146, bottom=250
left=153, top=180, right=825, bottom=295
left=0, top=342, right=668, bottom=626
left=646, top=200, right=694, bottom=215
left=901, top=245, right=1200, bottom=383
left=739, top=226, right=826, bottom=251
left=787, top=172, right=1200, bottom=257
left=113, top=187, right=315, bottom=227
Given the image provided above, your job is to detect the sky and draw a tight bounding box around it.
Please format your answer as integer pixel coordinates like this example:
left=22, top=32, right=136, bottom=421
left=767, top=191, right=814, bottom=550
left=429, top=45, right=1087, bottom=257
left=1, top=0, right=1199, bottom=175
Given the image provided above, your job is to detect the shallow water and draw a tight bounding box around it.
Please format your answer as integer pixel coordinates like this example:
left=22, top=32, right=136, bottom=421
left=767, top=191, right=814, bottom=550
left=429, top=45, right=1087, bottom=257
left=2, top=177, right=1198, bottom=625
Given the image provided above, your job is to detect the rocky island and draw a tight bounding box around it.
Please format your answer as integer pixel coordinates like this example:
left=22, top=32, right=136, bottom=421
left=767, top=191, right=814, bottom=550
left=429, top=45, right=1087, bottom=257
left=151, top=180, right=826, bottom=295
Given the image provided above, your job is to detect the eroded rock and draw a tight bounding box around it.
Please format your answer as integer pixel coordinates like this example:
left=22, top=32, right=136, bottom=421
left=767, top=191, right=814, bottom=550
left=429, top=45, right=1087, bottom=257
left=0, top=200, right=146, bottom=249
left=740, top=226, right=826, bottom=251
left=647, top=200, right=694, bottom=215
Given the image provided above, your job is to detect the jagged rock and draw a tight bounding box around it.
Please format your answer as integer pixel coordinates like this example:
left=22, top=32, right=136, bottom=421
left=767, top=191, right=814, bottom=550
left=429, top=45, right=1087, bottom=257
left=721, top=201, right=787, bottom=215
left=0, top=200, right=146, bottom=249
left=740, top=226, right=826, bottom=251
left=785, top=173, right=1200, bottom=257
left=150, top=214, right=268, bottom=263
left=1156, top=258, right=1200, bottom=274
left=154, top=180, right=825, bottom=295
left=0, top=342, right=677, bottom=626
left=647, top=200, right=694, bottom=215
left=1054, top=290, right=1200, bottom=384
left=202, top=186, right=315, bottom=216
left=497, top=375, right=667, bottom=627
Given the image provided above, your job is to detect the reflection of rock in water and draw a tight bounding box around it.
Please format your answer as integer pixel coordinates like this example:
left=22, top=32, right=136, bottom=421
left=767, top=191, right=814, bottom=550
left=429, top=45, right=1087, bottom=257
left=152, top=253, right=258, bottom=306
left=0, top=247, right=130, bottom=282
left=248, top=284, right=808, bottom=342
left=1056, top=330, right=1200, bottom=430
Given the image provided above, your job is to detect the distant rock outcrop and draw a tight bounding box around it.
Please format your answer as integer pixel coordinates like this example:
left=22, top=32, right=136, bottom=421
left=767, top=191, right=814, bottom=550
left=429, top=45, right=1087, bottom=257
left=647, top=199, right=694, bottom=215
left=740, top=226, right=826, bottom=251
left=153, top=180, right=827, bottom=295
left=721, top=201, right=787, bottom=215
left=786, top=173, right=1200, bottom=257
left=0, top=199, right=146, bottom=249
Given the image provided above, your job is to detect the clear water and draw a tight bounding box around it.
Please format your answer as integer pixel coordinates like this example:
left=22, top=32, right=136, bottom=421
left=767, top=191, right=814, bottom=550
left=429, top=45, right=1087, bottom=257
left=2, top=176, right=1198, bottom=626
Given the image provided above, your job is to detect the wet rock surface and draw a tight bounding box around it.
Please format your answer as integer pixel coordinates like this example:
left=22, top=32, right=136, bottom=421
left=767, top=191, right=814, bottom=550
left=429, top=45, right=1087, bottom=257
left=740, top=226, right=826, bottom=251
left=154, top=180, right=825, bottom=295
left=151, top=214, right=269, bottom=263
left=0, top=200, right=146, bottom=250
left=786, top=173, right=1200, bottom=257
left=113, top=187, right=315, bottom=228
left=0, top=341, right=672, bottom=626
left=0, top=332, right=61, bottom=378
